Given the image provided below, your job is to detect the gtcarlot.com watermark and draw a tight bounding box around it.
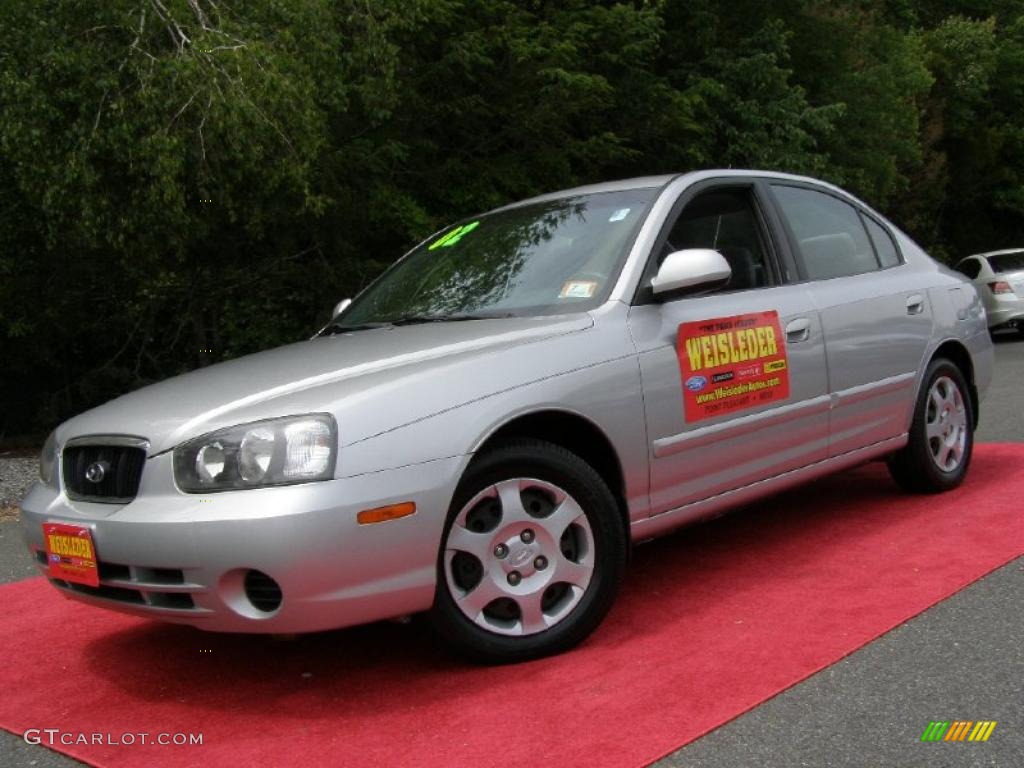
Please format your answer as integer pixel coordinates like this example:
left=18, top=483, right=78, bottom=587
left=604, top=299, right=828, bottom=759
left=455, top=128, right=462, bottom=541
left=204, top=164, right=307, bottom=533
left=24, top=729, right=203, bottom=747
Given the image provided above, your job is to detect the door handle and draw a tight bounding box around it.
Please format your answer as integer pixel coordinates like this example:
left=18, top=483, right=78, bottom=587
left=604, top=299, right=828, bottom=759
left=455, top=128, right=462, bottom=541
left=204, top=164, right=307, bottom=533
left=785, top=317, right=811, bottom=343
left=906, top=294, right=925, bottom=315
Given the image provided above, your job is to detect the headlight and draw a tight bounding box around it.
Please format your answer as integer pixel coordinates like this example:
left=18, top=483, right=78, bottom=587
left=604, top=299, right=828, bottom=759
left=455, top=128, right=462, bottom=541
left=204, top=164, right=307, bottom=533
left=173, top=414, right=337, bottom=493
left=39, top=431, right=58, bottom=485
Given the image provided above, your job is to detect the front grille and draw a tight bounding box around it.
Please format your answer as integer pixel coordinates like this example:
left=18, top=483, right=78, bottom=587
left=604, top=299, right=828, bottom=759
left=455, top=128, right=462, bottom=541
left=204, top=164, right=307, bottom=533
left=52, top=579, right=196, bottom=610
left=63, top=443, right=147, bottom=503
left=58, top=580, right=147, bottom=604
left=48, top=556, right=196, bottom=611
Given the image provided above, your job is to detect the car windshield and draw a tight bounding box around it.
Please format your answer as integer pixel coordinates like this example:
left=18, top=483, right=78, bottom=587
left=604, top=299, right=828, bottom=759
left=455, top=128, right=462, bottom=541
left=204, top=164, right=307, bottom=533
left=988, top=252, right=1024, bottom=273
left=329, top=188, right=656, bottom=329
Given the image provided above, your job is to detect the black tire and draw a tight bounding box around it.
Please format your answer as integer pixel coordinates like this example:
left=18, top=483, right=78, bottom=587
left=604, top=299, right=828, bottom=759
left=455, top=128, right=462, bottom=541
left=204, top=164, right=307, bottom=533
left=887, top=358, right=974, bottom=493
left=430, top=438, right=626, bottom=663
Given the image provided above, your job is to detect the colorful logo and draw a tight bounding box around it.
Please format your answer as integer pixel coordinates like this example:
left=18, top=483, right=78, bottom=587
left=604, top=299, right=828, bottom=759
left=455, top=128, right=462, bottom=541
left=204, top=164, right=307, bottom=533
left=921, top=721, right=997, bottom=742
left=685, top=375, right=708, bottom=392
left=736, top=364, right=761, bottom=378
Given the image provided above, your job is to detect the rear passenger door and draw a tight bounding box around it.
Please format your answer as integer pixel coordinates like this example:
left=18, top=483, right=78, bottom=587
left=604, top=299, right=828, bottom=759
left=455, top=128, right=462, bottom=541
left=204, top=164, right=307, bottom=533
left=768, top=183, right=933, bottom=456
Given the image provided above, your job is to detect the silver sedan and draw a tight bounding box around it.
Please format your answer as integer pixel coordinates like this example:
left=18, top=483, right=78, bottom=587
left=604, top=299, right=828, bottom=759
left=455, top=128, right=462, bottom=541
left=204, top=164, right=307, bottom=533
left=21, top=170, right=993, bottom=662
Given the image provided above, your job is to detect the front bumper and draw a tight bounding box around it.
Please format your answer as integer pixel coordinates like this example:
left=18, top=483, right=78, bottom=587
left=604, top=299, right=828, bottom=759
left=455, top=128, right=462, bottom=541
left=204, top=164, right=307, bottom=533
left=20, top=453, right=465, bottom=633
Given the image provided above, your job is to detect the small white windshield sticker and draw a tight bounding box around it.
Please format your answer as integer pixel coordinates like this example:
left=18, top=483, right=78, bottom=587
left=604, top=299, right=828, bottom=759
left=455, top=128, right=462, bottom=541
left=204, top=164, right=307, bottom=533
left=560, top=280, right=598, bottom=299
left=608, top=208, right=630, bottom=222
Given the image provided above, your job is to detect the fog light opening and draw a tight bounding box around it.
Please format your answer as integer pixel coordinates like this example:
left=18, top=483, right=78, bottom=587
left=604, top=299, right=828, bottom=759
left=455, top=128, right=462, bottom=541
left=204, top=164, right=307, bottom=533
left=243, top=569, right=282, bottom=613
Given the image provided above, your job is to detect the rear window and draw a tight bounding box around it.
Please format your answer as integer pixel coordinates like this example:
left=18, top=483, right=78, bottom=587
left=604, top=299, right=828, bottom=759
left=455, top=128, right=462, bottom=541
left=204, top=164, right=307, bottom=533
left=987, top=252, right=1024, bottom=273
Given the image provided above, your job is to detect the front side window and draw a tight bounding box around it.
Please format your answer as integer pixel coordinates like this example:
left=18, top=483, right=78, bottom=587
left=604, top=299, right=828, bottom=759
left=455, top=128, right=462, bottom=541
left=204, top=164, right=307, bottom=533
left=659, top=188, right=773, bottom=292
left=772, top=185, right=879, bottom=280
left=332, top=189, right=655, bottom=329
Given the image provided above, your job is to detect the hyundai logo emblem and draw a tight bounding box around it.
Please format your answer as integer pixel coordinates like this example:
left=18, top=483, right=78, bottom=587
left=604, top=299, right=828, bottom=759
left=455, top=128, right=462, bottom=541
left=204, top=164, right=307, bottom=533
left=84, top=461, right=108, bottom=484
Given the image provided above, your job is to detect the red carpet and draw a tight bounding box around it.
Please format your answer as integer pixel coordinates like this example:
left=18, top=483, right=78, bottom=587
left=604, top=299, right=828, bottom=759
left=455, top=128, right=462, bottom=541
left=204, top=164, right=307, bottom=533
left=1, top=443, right=1022, bottom=768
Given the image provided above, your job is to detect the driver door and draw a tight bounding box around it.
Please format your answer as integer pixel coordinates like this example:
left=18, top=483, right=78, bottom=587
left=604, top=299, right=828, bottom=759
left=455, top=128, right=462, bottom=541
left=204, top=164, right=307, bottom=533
left=627, top=180, right=830, bottom=516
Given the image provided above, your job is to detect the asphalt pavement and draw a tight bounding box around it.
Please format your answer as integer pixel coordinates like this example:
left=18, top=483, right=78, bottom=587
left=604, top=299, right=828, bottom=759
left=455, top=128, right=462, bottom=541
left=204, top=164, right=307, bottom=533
left=974, top=331, right=1024, bottom=443
left=1, top=335, right=1022, bottom=768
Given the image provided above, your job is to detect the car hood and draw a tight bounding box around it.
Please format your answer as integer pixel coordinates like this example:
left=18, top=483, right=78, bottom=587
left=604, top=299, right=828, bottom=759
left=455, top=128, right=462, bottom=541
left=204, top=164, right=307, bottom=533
left=58, top=314, right=593, bottom=454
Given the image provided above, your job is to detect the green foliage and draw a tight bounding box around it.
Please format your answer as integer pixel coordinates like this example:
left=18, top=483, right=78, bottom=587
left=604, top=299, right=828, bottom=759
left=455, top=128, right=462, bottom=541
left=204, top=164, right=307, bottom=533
left=788, top=4, right=934, bottom=204
left=2, top=0, right=1023, bottom=438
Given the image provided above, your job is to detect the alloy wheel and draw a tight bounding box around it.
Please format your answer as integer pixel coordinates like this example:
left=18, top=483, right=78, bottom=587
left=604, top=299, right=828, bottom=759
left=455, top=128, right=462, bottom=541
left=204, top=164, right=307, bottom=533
left=925, top=375, right=967, bottom=472
left=443, top=478, right=595, bottom=636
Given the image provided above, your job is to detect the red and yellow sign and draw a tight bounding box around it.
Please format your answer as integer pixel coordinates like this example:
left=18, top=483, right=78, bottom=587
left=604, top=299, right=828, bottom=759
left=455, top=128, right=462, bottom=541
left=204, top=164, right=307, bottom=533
left=43, top=522, right=99, bottom=587
left=676, top=310, right=790, bottom=422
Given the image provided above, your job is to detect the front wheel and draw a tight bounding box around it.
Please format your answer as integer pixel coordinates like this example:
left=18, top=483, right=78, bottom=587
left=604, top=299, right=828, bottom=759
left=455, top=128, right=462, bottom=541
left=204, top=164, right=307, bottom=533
left=430, top=439, right=626, bottom=663
left=887, top=358, right=973, bottom=493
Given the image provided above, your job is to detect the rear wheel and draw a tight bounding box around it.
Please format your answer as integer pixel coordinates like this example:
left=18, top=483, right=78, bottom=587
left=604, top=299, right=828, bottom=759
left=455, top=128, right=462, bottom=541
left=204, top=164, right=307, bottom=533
left=431, top=439, right=626, bottom=663
left=887, top=358, right=973, bottom=493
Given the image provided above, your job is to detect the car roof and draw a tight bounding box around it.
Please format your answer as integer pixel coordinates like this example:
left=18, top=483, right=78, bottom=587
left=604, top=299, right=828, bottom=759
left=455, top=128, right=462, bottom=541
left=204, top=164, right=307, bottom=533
left=487, top=175, right=677, bottom=213
left=490, top=169, right=863, bottom=213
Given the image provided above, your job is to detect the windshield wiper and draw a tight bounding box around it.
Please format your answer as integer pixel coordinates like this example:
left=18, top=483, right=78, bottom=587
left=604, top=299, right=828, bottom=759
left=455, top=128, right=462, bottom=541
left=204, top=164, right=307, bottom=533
left=319, top=312, right=515, bottom=336
left=389, top=312, right=517, bottom=325
left=318, top=321, right=392, bottom=336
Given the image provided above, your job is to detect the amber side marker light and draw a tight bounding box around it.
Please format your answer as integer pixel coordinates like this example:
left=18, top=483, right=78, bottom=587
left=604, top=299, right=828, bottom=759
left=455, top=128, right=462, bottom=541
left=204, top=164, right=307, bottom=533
left=357, top=501, right=417, bottom=525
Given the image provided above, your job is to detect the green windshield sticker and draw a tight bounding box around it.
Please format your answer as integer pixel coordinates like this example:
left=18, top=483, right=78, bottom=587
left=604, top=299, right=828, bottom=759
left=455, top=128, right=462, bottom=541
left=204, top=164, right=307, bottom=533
left=429, top=220, right=480, bottom=250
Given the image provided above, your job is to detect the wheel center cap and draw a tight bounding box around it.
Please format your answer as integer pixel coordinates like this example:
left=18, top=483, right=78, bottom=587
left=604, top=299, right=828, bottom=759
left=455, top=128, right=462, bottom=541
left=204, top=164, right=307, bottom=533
left=506, top=542, right=536, bottom=570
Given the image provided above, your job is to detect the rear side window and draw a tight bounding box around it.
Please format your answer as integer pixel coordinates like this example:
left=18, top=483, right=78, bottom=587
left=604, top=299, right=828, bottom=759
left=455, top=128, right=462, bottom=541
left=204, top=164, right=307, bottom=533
left=862, top=216, right=901, bottom=268
left=771, top=185, right=879, bottom=280
left=954, top=259, right=982, bottom=279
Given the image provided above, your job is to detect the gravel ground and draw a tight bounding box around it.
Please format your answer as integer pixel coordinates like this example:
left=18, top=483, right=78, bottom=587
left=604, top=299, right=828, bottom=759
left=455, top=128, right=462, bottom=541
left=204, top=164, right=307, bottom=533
left=0, top=458, right=38, bottom=520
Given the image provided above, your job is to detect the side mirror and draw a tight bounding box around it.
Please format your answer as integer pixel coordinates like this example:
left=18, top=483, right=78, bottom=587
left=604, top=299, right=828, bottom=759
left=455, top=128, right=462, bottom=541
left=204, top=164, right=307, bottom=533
left=650, top=249, right=731, bottom=297
left=332, top=298, right=352, bottom=317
